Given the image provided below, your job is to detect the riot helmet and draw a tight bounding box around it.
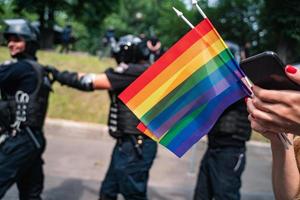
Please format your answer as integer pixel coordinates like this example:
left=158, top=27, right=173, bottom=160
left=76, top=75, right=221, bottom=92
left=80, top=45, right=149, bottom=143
left=112, top=34, right=150, bottom=64
left=3, top=19, right=40, bottom=58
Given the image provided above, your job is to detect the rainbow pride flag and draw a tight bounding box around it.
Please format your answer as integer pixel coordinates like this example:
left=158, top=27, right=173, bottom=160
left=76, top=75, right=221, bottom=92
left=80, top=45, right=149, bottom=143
left=119, top=18, right=250, bottom=157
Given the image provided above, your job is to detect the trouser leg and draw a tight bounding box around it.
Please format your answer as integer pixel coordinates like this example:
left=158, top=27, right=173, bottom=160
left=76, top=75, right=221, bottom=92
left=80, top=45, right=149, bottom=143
left=99, top=144, right=119, bottom=200
left=193, top=150, right=213, bottom=200
left=119, top=139, right=157, bottom=200
left=209, top=148, right=246, bottom=200
left=0, top=132, right=38, bottom=199
left=17, top=157, right=44, bottom=200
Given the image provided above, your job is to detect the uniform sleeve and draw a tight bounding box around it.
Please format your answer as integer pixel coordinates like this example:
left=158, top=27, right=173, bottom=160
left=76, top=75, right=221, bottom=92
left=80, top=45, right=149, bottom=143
left=0, top=63, right=21, bottom=86
left=105, top=68, right=138, bottom=91
left=0, top=62, right=37, bottom=91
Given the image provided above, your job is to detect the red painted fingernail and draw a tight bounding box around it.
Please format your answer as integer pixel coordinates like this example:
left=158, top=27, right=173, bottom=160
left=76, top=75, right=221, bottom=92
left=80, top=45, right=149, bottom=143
left=244, top=97, right=248, bottom=103
left=286, top=65, right=297, bottom=74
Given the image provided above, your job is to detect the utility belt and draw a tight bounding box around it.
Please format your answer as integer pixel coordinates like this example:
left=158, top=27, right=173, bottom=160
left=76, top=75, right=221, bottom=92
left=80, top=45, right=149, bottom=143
left=117, top=134, right=150, bottom=158
left=0, top=126, right=42, bottom=149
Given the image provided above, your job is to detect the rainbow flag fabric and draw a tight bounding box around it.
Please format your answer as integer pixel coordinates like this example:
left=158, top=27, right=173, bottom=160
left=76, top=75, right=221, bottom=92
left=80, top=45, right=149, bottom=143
left=119, top=18, right=250, bottom=157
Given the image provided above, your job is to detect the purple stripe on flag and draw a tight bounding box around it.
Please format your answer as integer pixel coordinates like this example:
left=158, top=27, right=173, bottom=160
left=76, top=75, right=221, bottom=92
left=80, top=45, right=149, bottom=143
left=173, top=85, right=246, bottom=157
left=151, top=69, right=240, bottom=138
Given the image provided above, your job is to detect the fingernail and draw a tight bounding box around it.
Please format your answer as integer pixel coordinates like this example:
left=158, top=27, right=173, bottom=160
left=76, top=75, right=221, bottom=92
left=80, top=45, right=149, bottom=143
left=286, top=65, right=297, bottom=74
left=244, top=97, right=248, bottom=103
left=251, top=114, right=255, bottom=119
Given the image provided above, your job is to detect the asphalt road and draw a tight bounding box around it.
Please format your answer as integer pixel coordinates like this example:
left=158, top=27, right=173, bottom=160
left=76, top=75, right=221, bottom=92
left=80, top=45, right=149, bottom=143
left=3, top=119, right=274, bottom=200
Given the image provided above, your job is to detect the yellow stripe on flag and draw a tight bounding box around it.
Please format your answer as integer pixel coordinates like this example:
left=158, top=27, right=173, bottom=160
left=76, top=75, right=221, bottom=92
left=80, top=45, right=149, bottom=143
left=131, top=39, right=226, bottom=118
left=126, top=30, right=220, bottom=110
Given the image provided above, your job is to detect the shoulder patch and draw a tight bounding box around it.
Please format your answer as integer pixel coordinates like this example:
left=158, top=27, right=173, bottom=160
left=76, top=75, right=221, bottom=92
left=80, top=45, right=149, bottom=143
left=1, top=60, right=17, bottom=66
left=114, top=63, right=129, bottom=73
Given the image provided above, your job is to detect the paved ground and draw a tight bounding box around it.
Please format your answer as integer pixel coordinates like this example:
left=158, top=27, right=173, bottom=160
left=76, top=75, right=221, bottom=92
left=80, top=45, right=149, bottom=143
left=3, top=119, right=274, bottom=200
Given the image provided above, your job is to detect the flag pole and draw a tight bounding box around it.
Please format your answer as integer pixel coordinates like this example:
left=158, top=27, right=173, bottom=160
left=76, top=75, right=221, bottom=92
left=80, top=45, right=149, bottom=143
left=192, top=0, right=207, bottom=19
left=172, top=7, right=195, bottom=29
left=191, top=1, right=252, bottom=94
left=191, top=1, right=291, bottom=149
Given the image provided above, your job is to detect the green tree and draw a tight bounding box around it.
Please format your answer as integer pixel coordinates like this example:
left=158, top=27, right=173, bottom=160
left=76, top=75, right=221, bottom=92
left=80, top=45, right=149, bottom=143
left=102, top=0, right=195, bottom=47
left=203, top=0, right=263, bottom=55
left=10, top=0, right=118, bottom=50
left=12, top=0, right=69, bottom=48
left=259, top=0, right=300, bottom=62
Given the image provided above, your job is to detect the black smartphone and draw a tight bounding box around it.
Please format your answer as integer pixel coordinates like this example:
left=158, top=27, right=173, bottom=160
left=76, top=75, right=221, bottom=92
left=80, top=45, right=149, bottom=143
left=240, top=51, right=300, bottom=91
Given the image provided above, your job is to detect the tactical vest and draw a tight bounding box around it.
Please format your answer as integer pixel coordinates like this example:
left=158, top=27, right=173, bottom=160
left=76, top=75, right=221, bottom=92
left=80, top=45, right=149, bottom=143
left=107, top=63, right=149, bottom=138
left=108, top=92, right=141, bottom=138
left=1, top=60, right=52, bottom=131
left=208, top=99, right=251, bottom=146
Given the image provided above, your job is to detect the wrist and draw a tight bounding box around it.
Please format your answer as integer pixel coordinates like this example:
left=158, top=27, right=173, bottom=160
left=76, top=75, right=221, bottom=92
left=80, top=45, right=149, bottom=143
left=270, top=136, right=286, bottom=151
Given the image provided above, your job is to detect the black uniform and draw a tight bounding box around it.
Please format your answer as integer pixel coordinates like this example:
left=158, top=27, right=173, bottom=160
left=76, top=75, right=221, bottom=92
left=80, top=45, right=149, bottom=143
left=99, top=64, right=157, bottom=200
left=193, top=100, right=251, bottom=200
left=0, top=57, right=51, bottom=200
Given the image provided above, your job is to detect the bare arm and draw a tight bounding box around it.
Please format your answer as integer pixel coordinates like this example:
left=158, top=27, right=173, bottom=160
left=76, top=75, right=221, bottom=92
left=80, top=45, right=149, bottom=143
left=270, top=134, right=300, bottom=200
left=92, top=73, right=111, bottom=90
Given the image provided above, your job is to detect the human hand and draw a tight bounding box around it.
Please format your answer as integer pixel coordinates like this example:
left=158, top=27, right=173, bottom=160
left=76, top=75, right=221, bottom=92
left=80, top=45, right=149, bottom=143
left=246, top=65, right=300, bottom=135
left=246, top=97, right=281, bottom=142
left=44, top=66, right=60, bottom=80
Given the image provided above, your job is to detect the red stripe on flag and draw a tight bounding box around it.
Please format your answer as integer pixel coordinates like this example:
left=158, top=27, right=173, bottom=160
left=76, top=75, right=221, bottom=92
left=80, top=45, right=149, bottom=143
left=137, top=122, right=147, bottom=132
left=119, top=19, right=212, bottom=103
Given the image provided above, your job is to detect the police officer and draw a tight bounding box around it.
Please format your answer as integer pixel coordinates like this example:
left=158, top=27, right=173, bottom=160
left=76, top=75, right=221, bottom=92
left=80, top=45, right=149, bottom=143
left=47, top=35, right=157, bottom=200
left=0, top=20, right=52, bottom=199
left=193, top=100, right=251, bottom=200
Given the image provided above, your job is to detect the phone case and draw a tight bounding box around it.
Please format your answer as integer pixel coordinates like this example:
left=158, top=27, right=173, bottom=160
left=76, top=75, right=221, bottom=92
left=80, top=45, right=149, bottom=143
left=240, top=51, right=300, bottom=91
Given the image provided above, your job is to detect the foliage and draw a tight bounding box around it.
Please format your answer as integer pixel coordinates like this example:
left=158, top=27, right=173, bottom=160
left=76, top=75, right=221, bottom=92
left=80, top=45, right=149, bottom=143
left=1, top=0, right=300, bottom=61
left=259, top=0, right=300, bottom=62
left=157, top=0, right=198, bottom=47
left=203, top=0, right=263, bottom=54
left=6, top=0, right=118, bottom=52
left=102, top=0, right=196, bottom=48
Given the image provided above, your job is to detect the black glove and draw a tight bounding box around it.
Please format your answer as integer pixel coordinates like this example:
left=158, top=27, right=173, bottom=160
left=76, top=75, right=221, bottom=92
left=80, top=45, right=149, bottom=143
left=44, top=66, right=93, bottom=91
left=44, top=66, right=60, bottom=82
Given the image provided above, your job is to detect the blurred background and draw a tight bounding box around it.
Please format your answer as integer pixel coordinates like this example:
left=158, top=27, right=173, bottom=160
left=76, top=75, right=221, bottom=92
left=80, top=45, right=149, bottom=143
left=1, top=1, right=299, bottom=199
left=1, top=0, right=299, bottom=139
left=0, top=0, right=299, bottom=61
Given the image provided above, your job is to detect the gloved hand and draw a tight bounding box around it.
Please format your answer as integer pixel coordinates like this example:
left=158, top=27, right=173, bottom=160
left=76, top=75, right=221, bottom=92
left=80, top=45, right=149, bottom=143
left=43, top=67, right=92, bottom=91
left=44, top=66, right=60, bottom=81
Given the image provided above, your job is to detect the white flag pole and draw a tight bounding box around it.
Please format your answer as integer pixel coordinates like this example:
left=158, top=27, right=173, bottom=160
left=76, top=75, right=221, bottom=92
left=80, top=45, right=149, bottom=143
left=172, top=7, right=195, bottom=29
left=192, top=0, right=207, bottom=19
left=191, top=0, right=291, bottom=149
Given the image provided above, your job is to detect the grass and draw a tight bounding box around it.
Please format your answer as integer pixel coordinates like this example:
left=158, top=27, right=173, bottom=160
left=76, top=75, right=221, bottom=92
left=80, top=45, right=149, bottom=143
left=0, top=47, right=269, bottom=142
left=0, top=47, right=115, bottom=124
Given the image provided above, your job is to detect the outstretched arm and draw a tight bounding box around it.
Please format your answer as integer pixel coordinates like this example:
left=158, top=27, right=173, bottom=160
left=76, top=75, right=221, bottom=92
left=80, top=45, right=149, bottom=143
left=47, top=66, right=112, bottom=91
left=83, top=73, right=111, bottom=90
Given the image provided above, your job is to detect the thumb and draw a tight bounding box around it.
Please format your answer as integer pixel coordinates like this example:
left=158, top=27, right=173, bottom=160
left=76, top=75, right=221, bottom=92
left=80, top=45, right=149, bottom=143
left=285, top=65, right=300, bottom=85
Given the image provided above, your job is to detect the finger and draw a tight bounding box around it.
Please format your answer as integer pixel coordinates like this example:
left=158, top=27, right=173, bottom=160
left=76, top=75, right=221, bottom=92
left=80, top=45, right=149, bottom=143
left=252, top=96, right=275, bottom=113
left=248, top=103, right=291, bottom=132
left=246, top=97, right=256, bottom=114
left=248, top=115, right=278, bottom=138
left=285, top=65, right=300, bottom=85
left=253, top=94, right=300, bottom=125
left=252, top=85, right=292, bottom=104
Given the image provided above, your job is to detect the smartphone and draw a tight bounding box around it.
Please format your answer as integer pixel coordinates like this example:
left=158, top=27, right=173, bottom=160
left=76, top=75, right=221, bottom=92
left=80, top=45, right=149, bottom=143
left=240, top=51, right=300, bottom=91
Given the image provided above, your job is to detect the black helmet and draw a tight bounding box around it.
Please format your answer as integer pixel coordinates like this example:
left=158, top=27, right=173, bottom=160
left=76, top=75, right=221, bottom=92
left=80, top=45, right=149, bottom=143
left=112, top=34, right=149, bottom=64
left=3, top=19, right=39, bottom=43
left=3, top=19, right=40, bottom=58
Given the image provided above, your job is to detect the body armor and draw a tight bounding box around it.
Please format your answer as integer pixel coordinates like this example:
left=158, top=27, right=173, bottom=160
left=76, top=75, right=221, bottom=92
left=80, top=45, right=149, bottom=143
left=208, top=100, right=251, bottom=147
left=108, top=92, right=141, bottom=138
left=0, top=60, right=51, bottom=132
